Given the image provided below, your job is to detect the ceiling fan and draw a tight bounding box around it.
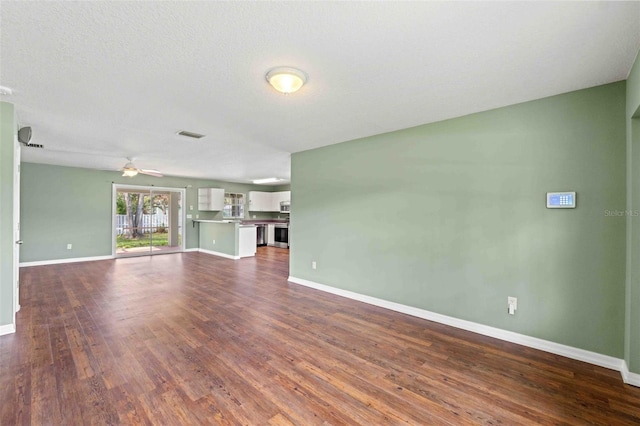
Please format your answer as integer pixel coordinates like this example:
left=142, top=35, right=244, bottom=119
left=121, top=157, right=163, bottom=177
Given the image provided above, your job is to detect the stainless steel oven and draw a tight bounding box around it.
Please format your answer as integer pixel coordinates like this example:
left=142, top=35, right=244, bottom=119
left=273, top=223, right=289, bottom=248
left=256, top=224, right=267, bottom=247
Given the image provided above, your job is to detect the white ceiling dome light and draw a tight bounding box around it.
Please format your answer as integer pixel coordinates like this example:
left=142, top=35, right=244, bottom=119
left=266, top=67, right=308, bottom=94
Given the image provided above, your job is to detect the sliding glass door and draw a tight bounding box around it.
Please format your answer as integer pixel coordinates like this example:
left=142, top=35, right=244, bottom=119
left=114, top=185, right=184, bottom=258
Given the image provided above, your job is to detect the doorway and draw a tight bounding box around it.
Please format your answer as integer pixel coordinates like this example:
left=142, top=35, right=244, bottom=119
left=13, top=130, right=21, bottom=316
left=113, top=184, right=185, bottom=257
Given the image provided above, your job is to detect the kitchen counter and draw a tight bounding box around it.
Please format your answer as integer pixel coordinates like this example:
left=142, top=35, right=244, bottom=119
left=193, top=219, right=257, bottom=228
left=194, top=219, right=254, bottom=224
left=196, top=220, right=256, bottom=259
left=241, top=219, right=289, bottom=225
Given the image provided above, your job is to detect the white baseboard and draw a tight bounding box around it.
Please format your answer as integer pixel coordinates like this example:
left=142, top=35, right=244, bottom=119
left=621, top=361, right=640, bottom=386
left=20, top=255, right=114, bottom=268
left=184, top=248, right=199, bottom=252
left=0, top=323, right=16, bottom=336
left=198, top=248, right=240, bottom=260
left=288, top=276, right=637, bottom=387
left=19, top=249, right=202, bottom=266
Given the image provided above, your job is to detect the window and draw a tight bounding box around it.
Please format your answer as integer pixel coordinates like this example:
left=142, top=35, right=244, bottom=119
left=223, top=193, right=244, bottom=219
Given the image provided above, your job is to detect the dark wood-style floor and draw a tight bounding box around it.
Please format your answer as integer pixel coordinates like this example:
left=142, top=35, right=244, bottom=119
left=2, top=248, right=639, bottom=425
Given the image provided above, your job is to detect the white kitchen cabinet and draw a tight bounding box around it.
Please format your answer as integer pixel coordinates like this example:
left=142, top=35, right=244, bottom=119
left=269, top=193, right=280, bottom=212
left=248, top=190, right=291, bottom=212
left=198, top=188, right=225, bottom=211
left=272, top=191, right=291, bottom=210
left=248, top=191, right=271, bottom=211
left=238, top=225, right=257, bottom=258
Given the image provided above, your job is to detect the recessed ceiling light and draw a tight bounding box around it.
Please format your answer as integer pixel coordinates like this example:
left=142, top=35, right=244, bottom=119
left=266, top=67, right=308, bottom=95
left=177, top=130, right=206, bottom=139
left=0, top=86, right=13, bottom=96
left=252, top=177, right=283, bottom=184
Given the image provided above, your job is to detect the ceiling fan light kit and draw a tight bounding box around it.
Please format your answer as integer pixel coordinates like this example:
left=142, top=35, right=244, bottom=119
left=121, top=157, right=163, bottom=178
left=122, top=159, right=138, bottom=177
left=266, top=67, right=307, bottom=94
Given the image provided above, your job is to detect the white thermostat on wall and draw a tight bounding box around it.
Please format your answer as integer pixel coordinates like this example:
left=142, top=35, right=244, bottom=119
left=546, top=192, right=576, bottom=208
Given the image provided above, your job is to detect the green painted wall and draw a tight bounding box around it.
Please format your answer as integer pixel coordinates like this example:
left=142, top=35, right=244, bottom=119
left=626, top=49, right=640, bottom=373
left=20, top=163, right=279, bottom=263
left=274, top=184, right=291, bottom=192
left=291, top=82, right=626, bottom=357
left=0, top=102, right=16, bottom=327
left=199, top=222, right=239, bottom=257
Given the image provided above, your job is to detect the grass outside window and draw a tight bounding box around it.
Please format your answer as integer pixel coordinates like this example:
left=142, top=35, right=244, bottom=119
left=116, top=232, right=181, bottom=249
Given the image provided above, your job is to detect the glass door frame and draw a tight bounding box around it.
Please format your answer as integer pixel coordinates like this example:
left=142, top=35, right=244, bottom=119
left=112, top=183, right=186, bottom=257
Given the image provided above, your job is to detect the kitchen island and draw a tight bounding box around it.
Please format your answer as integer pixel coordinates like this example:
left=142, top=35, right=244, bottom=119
left=194, top=220, right=256, bottom=259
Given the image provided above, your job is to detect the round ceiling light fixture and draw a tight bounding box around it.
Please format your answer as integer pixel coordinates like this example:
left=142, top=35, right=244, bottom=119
left=266, top=67, right=308, bottom=95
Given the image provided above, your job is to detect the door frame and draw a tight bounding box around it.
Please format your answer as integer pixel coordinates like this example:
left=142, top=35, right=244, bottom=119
left=13, top=131, right=21, bottom=315
left=111, top=183, right=186, bottom=257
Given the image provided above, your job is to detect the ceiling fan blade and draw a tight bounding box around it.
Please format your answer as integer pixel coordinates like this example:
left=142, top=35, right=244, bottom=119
left=139, top=169, right=163, bottom=177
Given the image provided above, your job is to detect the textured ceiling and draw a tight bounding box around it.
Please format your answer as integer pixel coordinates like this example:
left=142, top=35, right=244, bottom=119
left=1, top=1, right=639, bottom=183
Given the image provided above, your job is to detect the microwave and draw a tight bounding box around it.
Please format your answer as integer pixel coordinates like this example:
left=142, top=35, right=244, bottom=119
left=280, top=201, right=290, bottom=213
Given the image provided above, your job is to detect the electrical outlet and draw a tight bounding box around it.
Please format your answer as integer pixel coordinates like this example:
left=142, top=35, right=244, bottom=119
left=312, top=261, right=317, bottom=270
left=190, top=205, right=193, bottom=210
left=67, top=243, right=72, bottom=250
left=253, top=215, right=256, bottom=219
left=508, top=296, right=517, bottom=315
left=212, top=240, right=216, bottom=245
left=196, top=214, right=199, bottom=219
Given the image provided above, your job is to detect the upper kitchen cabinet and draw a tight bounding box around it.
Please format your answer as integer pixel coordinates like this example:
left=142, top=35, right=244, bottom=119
left=248, top=191, right=271, bottom=211
left=272, top=191, right=291, bottom=210
left=248, top=191, right=291, bottom=212
left=198, top=188, right=225, bottom=211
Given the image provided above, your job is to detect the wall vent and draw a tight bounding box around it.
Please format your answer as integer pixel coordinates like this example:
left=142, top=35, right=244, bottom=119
left=177, top=130, right=205, bottom=139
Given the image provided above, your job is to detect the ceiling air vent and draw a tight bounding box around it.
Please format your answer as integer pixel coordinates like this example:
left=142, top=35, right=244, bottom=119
left=177, top=130, right=206, bottom=139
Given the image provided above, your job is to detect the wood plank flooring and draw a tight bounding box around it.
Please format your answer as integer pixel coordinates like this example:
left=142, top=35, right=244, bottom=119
left=2, top=247, right=639, bottom=425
